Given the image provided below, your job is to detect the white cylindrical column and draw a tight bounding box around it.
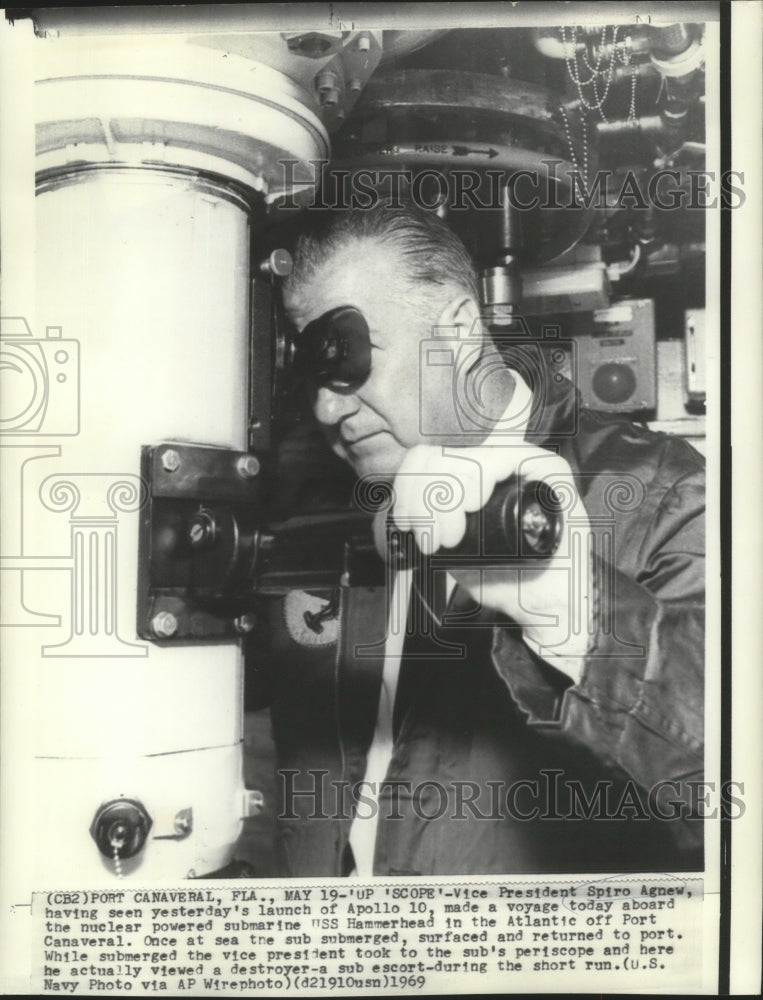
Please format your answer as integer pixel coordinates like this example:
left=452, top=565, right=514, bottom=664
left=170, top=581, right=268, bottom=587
left=15, top=37, right=328, bottom=881
left=32, top=168, right=250, bottom=879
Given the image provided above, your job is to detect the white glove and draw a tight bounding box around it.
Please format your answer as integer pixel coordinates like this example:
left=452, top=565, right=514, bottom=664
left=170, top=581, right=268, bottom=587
left=384, top=442, right=595, bottom=680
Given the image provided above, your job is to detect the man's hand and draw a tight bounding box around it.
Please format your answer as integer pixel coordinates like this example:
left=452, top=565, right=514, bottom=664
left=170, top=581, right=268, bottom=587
left=384, top=443, right=595, bottom=677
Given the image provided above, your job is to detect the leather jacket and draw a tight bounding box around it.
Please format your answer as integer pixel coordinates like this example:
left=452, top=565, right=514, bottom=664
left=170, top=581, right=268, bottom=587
left=259, top=375, right=705, bottom=876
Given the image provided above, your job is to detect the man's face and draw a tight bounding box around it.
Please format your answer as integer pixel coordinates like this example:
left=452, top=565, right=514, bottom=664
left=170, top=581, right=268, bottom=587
left=283, top=240, right=460, bottom=479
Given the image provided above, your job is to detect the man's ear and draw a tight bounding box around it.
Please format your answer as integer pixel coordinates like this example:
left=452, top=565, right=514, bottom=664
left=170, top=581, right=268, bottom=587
left=435, top=294, right=483, bottom=339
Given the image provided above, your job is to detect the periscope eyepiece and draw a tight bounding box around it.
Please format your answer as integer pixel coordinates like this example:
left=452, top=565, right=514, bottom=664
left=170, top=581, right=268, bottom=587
left=293, top=305, right=372, bottom=391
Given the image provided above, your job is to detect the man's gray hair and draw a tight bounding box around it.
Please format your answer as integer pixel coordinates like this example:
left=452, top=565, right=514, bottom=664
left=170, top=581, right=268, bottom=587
left=286, top=202, right=480, bottom=305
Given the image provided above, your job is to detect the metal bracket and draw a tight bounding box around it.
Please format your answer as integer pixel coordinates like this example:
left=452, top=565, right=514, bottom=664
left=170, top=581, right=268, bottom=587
left=137, top=442, right=263, bottom=642
left=137, top=440, right=382, bottom=644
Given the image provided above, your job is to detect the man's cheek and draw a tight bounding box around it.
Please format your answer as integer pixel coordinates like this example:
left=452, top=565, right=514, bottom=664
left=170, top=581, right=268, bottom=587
left=397, top=393, right=430, bottom=447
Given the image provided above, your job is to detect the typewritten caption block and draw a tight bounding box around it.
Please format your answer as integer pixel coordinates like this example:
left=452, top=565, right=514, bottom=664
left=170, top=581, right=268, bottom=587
left=32, top=876, right=703, bottom=995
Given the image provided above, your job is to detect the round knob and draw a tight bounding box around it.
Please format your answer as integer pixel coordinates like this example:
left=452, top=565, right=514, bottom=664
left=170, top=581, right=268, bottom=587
left=385, top=476, right=563, bottom=566
left=90, top=799, right=152, bottom=860
left=592, top=362, right=637, bottom=404
left=236, top=454, right=261, bottom=480
left=259, top=249, right=293, bottom=278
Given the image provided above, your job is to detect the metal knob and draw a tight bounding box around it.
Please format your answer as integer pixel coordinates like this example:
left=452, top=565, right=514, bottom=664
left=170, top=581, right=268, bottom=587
left=90, top=798, right=152, bottom=860
left=388, top=476, right=564, bottom=567
left=259, top=249, right=293, bottom=278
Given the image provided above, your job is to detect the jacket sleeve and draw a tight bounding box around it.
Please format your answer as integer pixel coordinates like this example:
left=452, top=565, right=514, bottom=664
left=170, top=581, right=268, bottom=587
left=490, top=454, right=705, bottom=846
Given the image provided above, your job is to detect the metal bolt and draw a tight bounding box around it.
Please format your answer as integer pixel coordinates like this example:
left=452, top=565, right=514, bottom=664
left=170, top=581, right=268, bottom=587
left=316, top=70, right=341, bottom=108
left=161, top=448, right=181, bottom=473
left=236, top=454, right=260, bottom=480
left=320, top=89, right=340, bottom=108
left=151, top=611, right=178, bottom=638
left=357, top=33, right=371, bottom=52
left=234, top=613, right=258, bottom=635
left=349, top=77, right=363, bottom=94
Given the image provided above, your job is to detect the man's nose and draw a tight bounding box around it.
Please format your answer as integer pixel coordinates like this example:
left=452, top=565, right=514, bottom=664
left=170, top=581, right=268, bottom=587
left=313, top=386, right=360, bottom=425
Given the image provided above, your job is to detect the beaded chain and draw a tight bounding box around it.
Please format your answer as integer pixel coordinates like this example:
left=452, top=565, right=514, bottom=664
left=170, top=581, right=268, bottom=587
left=559, top=103, right=589, bottom=187
left=112, top=843, right=124, bottom=878
left=559, top=24, right=641, bottom=189
left=561, top=24, right=638, bottom=125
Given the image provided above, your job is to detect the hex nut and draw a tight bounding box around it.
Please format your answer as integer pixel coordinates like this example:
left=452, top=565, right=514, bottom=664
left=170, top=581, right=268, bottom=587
left=151, top=611, right=178, bottom=638
left=316, top=69, right=339, bottom=88
left=320, top=89, right=340, bottom=109
left=161, top=448, right=181, bottom=473
left=315, top=70, right=342, bottom=109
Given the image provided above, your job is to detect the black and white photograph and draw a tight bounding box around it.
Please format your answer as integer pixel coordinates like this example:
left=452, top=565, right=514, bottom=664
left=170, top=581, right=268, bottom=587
left=0, top=2, right=760, bottom=995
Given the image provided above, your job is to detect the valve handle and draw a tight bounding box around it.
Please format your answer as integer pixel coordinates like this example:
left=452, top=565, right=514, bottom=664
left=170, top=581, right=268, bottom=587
left=387, top=475, right=564, bottom=567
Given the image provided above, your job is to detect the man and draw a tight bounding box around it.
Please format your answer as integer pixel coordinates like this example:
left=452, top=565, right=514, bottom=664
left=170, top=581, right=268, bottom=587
left=264, top=203, right=704, bottom=877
